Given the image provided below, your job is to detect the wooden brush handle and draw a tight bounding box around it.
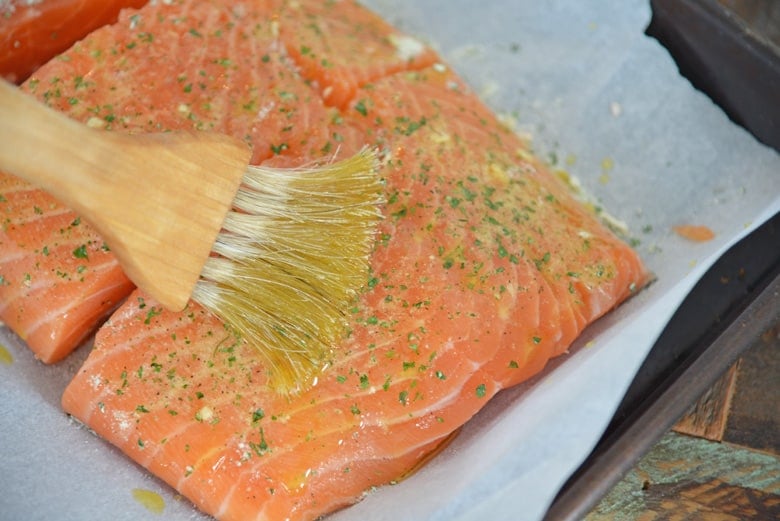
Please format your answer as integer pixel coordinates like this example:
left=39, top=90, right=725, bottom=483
left=0, top=79, right=120, bottom=210
left=0, top=80, right=251, bottom=310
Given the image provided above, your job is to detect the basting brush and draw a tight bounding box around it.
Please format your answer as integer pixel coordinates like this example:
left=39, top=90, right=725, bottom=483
left=0, top=79, right=384, bottom=393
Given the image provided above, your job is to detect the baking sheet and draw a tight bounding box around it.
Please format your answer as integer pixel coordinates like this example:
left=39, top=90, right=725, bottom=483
left=1, top=1, right=778, bottom=520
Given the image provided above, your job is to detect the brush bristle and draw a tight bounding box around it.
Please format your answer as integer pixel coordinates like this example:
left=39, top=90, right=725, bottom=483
left=191, top=148, right=384, bottom=394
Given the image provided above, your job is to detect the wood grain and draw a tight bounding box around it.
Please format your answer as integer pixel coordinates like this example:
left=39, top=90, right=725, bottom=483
left=586, top=432, right=780, bottom=521
left=723, top=324, right=780, bottom=455
left=673, top=362, right=740, bottom=441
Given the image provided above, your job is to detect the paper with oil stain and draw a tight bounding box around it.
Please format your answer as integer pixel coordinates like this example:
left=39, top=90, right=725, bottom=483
left=0, top=344, right=12, bottom=365
left=0, top=1, right=778, bottom=520
left=131, top=488, right=166, bottom=514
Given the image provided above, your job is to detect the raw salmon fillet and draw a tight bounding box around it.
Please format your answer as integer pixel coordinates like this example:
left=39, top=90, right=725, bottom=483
left=5, top=0, right=648, bottom=519
left=0, top=0, right=380, bottom=361
left=0, top=0, right=148, bottom=83
left=0, top=174, right=133, bottom=362
left=0, top=0, right=152, bottom=361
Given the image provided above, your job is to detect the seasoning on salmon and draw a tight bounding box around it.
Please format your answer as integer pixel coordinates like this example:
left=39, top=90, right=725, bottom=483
left=47, top=1, right=652, bottom=520
left=0, top=173, right=134, bottom=362
left=0, top=0, right=360, bottom=362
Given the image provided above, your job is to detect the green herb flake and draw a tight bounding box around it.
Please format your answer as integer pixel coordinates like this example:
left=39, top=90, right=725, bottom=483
left=144, top=307, right=161, bottom=325
left=72, top=244, right=88, bottom=259
left=270, top=143, right=288, bottom=155
left=249, top=428, right=270, bottom=456
left=390, top=206, right=407, bottom=220
left=354, top=99, right=368, bottom=116
left=475, top=383, right=487, bottom=398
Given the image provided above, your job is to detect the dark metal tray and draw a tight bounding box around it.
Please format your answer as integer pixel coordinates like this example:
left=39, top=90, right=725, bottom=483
left=645, top=0, right=780, bottom=150
left=544, top=1, right=780, bottom=517
left=546, top=214, right=779, bottom=520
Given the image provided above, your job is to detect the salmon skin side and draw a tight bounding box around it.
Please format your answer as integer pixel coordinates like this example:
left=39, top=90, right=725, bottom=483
left=0, top=0, right=148, bottom=84
left=1, top=0, right=650, bottom=520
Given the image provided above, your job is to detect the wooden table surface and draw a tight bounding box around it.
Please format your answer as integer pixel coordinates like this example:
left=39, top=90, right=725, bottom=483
left=586, top=323, right=779, bottom=520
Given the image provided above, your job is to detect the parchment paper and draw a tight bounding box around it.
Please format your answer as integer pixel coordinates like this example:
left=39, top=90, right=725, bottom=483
left=1, top=1, right=778, bottom=520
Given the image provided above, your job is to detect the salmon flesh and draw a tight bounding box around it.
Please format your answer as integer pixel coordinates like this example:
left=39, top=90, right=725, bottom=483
left=0, top=1, right=650, bottom=520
